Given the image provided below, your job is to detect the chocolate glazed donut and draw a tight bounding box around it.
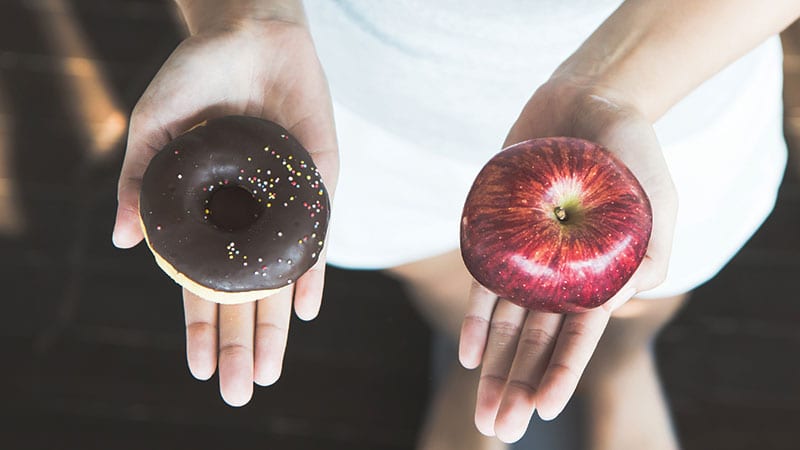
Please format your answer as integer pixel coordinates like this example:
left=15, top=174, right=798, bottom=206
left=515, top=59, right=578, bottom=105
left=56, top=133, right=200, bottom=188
left=139, top=116, right=330, bottom=304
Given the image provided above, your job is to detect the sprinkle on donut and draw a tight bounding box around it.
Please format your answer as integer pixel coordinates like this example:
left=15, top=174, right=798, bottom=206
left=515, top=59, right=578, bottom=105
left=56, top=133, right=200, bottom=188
left=139, top=116, right=330, bottom=294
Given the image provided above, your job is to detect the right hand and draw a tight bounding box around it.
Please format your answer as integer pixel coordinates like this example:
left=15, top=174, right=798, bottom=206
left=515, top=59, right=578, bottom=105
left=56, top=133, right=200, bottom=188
left=459, top=78, right=678, bottom=441
left=112, top=18, right=338, bottom=406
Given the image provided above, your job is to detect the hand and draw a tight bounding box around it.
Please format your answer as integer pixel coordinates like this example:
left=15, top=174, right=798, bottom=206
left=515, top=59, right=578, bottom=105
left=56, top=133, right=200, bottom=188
left=112, top=19, right=338, bottom=406
left=458, top=79, right=677, bottom=442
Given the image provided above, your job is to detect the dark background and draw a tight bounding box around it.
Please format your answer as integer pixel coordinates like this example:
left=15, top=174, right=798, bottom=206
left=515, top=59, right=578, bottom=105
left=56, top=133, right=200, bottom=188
left=0, top=1, right=798, bottom=449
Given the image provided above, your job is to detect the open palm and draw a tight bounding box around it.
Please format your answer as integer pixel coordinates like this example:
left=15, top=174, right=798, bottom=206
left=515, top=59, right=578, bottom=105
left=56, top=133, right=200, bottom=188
left=459, top=80, right=678, bottom=442
left=113, top=21, right=338, bottom=406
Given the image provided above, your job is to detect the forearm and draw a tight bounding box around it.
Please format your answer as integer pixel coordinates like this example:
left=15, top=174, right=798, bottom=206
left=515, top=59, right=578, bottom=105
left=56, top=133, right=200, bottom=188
left=555, top=0, right=800, bottom=121
left=174, top=0, right=306, bottom=34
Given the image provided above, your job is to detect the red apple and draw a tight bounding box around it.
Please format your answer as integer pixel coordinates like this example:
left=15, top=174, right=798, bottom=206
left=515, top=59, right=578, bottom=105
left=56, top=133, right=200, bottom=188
left=460, top=137, right=652, bottom=313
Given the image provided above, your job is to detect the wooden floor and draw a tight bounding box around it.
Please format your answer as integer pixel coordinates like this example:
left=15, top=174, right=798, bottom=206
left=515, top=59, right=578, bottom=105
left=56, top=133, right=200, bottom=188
left=0, top=1, right=798, bottom=449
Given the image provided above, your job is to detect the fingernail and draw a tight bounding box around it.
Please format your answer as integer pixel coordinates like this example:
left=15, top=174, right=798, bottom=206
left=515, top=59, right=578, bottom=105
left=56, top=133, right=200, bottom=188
left=111, top=212, right=124, bottom=248
left=254, top=365, right=282, bottom=387
left=112, top=228, right=129, bottom=249
left=458, top=350, right=479, bottom=370
left=295, top=307, right=318, bottom=322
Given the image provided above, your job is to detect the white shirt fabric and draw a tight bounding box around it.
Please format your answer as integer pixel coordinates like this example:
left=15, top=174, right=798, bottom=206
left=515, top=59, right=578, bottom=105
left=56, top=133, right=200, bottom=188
left=304, top=0, right=787, bottom=298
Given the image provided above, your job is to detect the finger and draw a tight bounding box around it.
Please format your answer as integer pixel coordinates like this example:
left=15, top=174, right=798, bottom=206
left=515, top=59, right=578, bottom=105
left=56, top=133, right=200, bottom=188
left=113, top=60, right=225, bottom=249
left=494, top=311, right=563, bottom=443
left=627, top=251, right=670, bottom=298
left=218, top=300, right=256, bottom=407
left=602, top=284, right=638, bottom=314
left=293, top=259, right=326, bottom=321
left=536, top=307, right=612, bottom=420
left=112, top=114, right=167, bottom=249
left=183, top=288, right=219, bottom=381
left=254, top=286, right=294, bottom=386
left=113, top=170, right=146, bottom=248
left=474, top=299, right=528, bottom=436
left=594, top=115, right=677, bottom=292
left=458, top=281, right=498, bottom=369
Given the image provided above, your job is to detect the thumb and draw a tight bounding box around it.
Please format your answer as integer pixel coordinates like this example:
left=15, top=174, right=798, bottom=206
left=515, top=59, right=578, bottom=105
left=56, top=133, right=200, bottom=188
left=112, top=114, right=172, bottom=249
left=113, top=175, right=144, bottom=248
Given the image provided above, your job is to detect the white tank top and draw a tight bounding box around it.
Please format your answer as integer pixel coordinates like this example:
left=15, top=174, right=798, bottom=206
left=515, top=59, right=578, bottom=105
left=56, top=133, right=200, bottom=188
left=306, top=0, right=626, bottom=164
left=304, top=1, right=788, bottom=298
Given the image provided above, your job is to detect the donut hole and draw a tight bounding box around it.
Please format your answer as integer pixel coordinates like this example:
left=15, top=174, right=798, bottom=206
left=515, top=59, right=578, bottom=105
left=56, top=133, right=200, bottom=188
left=206, top=185, right=262, bottom=232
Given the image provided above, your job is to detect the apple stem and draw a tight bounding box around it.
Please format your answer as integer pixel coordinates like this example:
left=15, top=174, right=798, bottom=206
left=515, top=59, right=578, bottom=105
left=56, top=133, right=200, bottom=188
left=554, top=206, right=568, bottom=222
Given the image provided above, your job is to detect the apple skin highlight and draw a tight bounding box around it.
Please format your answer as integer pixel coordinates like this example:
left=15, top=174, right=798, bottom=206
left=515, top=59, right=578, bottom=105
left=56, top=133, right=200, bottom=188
left=460, top=137, right=652, bottom=313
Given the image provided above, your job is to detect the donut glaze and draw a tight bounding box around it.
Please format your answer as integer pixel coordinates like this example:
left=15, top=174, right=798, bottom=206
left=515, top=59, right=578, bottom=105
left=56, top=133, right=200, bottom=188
left=140, top=116, right=329, bottom=297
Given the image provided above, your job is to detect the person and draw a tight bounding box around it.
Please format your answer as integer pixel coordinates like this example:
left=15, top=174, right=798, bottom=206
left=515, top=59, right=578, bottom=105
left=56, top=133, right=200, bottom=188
left=112, top=0, right=799, bottom=448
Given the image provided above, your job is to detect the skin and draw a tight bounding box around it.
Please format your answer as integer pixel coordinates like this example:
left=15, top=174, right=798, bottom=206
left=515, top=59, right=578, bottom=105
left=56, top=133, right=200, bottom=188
left=112, top=0, right=337, bottom=406
left=111, top=0, right=800, bottom=442
left=459, top=0, right=800, bottom=443
left=387, top=250, right=686, bottom=450
left=459, top=83, right=678, bottom=442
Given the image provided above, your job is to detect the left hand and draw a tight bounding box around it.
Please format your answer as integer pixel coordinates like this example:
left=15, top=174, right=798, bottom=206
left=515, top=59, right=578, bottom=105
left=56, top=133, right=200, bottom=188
left=458, top=78, right=678, bottom=442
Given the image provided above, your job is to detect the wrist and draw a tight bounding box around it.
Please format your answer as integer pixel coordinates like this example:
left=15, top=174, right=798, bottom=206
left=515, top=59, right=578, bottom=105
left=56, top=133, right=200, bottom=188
left=175, top=0, right=306, bottom=35
left=537, top=74, right=648, bottom=128
left=548, top=42, right=658, bottom=124
left=548, top=0, right=800, bottom=123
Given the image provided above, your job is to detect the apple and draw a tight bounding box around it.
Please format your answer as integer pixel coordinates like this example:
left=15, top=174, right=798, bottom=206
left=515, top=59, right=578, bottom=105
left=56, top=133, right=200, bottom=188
left=460, top=137, right=652, bottom=313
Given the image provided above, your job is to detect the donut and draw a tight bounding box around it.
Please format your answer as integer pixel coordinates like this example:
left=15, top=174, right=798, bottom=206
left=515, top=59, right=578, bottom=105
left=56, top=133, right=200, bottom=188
left=139, top=116, right=330, bottom=304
